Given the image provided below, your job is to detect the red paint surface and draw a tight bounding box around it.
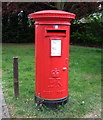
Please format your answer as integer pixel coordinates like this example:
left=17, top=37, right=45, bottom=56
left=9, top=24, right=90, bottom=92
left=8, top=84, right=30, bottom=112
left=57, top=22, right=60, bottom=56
left=29, top=10, right=76, bottom=100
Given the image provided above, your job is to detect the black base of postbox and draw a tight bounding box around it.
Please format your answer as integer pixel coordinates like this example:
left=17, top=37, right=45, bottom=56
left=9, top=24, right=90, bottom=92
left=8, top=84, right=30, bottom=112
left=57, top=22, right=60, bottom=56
left=35, top=95, right=68, bottom=109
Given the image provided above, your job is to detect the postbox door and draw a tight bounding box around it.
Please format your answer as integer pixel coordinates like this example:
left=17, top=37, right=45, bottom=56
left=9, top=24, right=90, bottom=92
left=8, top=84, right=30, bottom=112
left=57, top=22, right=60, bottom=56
left=40, top=36, right=69, bottom=99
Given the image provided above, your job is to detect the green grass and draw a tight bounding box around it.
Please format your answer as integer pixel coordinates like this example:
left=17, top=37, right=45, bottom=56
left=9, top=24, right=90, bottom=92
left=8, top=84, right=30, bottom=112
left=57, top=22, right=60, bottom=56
left=2, top=43, right=101, bottom=118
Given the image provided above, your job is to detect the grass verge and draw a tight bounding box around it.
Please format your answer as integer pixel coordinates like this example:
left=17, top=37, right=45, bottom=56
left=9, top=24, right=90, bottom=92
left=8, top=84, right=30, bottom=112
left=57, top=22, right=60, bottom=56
left=2, top=43, right=101, bottom=118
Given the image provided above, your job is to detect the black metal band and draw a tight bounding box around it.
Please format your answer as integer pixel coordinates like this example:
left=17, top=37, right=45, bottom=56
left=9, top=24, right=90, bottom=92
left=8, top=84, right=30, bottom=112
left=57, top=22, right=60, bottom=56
left=35, top=95, right=68, bottom=108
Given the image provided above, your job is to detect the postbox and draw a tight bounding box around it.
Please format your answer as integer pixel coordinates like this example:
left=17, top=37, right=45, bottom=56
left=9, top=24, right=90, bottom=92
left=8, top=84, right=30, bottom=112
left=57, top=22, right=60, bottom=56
left=29, top=10, right=76, bottom=107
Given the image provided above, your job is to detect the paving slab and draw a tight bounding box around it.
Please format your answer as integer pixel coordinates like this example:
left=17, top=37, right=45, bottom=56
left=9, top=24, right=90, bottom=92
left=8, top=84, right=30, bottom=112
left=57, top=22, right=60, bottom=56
left=0, top=85, right=10, bottom=119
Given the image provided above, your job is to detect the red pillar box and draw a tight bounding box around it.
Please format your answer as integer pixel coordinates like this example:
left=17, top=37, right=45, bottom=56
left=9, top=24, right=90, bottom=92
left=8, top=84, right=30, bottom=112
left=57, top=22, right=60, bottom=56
left=29, top=10, right=76, bottom=107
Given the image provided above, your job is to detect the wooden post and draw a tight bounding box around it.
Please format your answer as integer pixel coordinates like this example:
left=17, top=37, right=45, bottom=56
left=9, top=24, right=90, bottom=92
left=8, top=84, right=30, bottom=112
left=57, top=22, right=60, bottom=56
left=13, top=57, right=19, bottom=98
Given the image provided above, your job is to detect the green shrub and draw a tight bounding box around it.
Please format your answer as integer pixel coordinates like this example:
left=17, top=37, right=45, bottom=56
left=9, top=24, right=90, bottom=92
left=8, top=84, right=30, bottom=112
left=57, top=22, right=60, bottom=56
left=2, top=13, right=103, bottom=47
left=71, top=22, right=103, bottom=47
left=2, top=13, right=34, bottom=43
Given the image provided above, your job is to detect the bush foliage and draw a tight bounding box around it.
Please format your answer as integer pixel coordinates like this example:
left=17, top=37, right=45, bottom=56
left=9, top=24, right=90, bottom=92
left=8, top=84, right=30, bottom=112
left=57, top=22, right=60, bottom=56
left=2, top=13, right=34, bottom=43
left=71, top=22, right=103, bottom=47
left=2, top=13, right=103, bottom=47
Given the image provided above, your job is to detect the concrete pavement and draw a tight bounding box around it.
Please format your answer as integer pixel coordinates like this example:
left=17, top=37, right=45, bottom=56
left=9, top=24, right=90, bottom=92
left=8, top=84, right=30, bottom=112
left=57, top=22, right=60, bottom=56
left=0, top=84, right=10, bottom=119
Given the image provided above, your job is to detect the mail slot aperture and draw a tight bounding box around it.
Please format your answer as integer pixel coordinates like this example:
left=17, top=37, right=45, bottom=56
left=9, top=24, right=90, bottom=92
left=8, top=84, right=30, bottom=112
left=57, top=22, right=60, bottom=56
left=47, top=30, right=66, bottom=34
left=46, top=30, right=66, bottom=36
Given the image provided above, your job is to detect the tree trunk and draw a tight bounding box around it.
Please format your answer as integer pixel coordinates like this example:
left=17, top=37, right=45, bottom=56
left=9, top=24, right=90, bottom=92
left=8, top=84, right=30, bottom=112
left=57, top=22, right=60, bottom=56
left=54, top=2, right=66, bottom=10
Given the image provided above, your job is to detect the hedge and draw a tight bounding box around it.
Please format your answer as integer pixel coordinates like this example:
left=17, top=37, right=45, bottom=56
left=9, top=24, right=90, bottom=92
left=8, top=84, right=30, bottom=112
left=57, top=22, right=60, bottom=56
left=71, top=22, right=103, bottom=47
left=2, top=14, right=103, bottom=47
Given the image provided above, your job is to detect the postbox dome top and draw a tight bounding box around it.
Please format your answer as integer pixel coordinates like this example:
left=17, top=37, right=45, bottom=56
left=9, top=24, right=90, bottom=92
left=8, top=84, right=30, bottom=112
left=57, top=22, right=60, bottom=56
left=29, top=10, right=76, bottom=20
